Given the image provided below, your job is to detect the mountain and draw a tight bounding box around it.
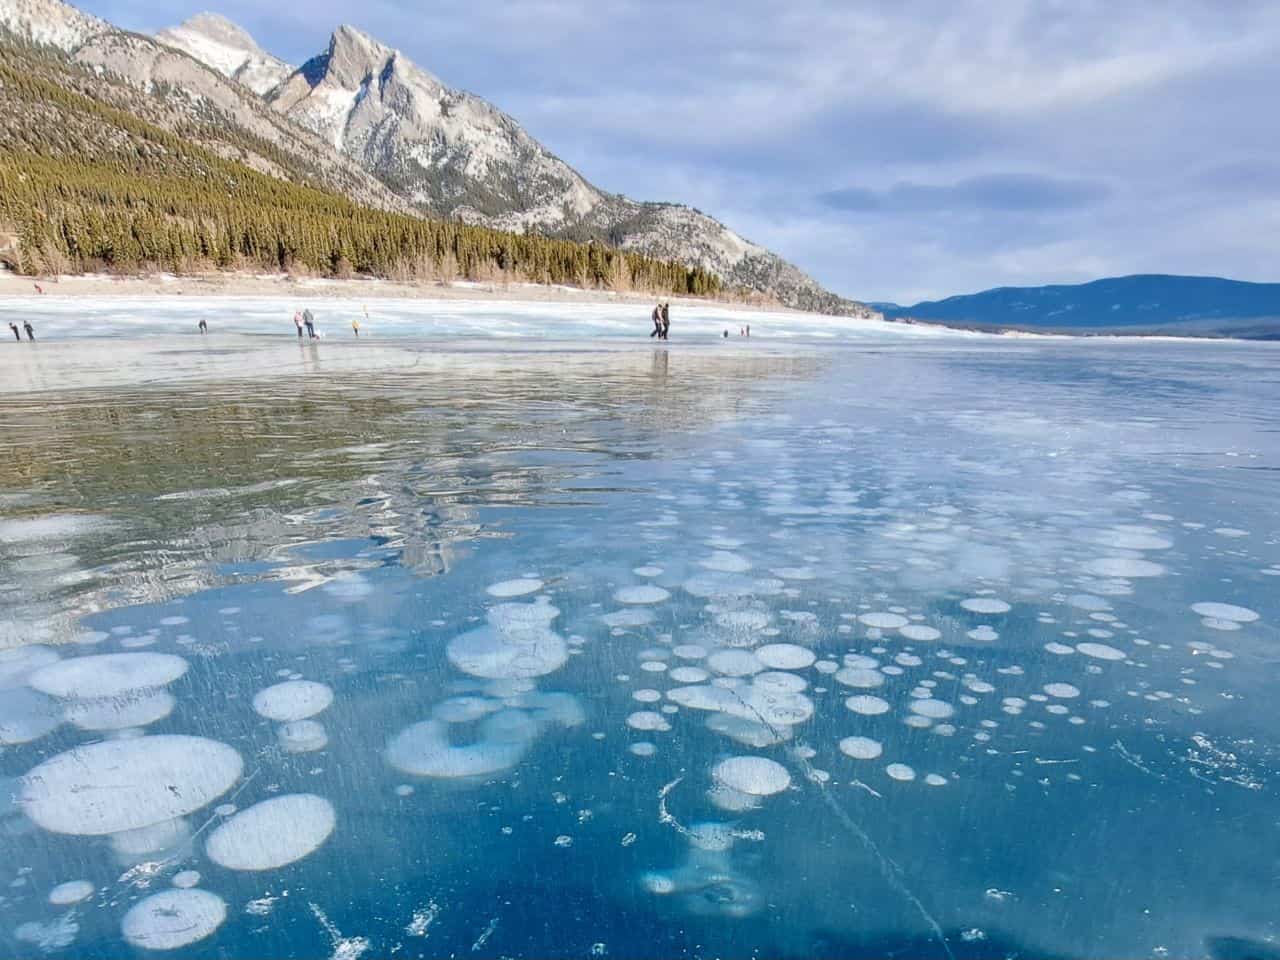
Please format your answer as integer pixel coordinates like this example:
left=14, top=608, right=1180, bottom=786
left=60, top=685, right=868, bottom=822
left=0, top=0, right=411, bottom=213
left=156, top=12, right=291, bottom=96
left=165, top=17, right=870, bottom=315
left=880, top=275, right=1280, bottom=339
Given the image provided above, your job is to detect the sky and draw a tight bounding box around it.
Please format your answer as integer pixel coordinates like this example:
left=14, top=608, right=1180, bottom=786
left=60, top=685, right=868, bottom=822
left=80, top=0, right=1280, bottom=303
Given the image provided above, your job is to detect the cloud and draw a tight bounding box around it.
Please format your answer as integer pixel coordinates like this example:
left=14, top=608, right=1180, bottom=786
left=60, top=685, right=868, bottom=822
left=821, top=174, right=1109, bottom=214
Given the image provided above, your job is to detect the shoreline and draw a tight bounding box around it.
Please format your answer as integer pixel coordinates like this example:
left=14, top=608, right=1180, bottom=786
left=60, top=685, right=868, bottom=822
left=0, top=268, right=809, bottom=314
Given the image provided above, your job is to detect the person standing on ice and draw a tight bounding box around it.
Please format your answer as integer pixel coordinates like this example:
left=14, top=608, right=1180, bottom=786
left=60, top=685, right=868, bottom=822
left=650, top=304, right=663, bottom=338
left=23, top=320, right=35, bottom=341
left=660, top=302, right=670, bottom=340
left=303, top=308, right=316, bottom=339
left=8, top=322, right=19, bottom=342
left=198, top=318, right=208, bottom=335
left=293, top=312, right=304, bottom=339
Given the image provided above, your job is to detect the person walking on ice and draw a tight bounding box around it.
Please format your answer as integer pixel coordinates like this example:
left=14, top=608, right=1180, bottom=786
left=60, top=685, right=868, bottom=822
left=198, top=318, right=208, bottom=335
left=8, top=322, right=19, bottom=342
left=294, top=312, right=304, bottom=339
left=23, top=320, right=35, bottom=341
left=303, top=308, right=316, bottom=339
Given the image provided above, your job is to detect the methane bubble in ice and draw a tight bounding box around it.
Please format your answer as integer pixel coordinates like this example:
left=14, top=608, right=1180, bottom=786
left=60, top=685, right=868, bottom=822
left=708, top=712, right=791, bottom=747
left=0, top=645, right=60, bottom=688
left=447, top=624, right=568, bottom=680
left=925, top=774, right=948, bottom=786
left=172, top=871, right=200, bottom=889
left=839, top=736, right=883, bottom=760
left=1190, top=602, right=1259, bottom=623
left=1076, top=642, right=1126, bottom=661
left=48, top=880, right=94, bottom=905
left=960, top=598, right=1011, bottom=614
left=121, top=889, right=227, bottom=950
left=626, top=711, right=671, bottom=732
left=277, top=719, right=328, bottom=753
left=252, top=680, right=333, bottom=722
left=835, top=667, right=884, bottom=689
left=206, top=794, right=336, bottom=871
left=845, top=694, right=891, bottom=715
left=64, top=690, right=175, bottom=731
left=712, top=756, right=791, bottom=796
left=486, top=579, right=544, bottom=598
left=0, top=688, right=60, bottom=744
left=900, top=625, right=942, bottom=642
left=1083, top=558, right=1165, bottom=578
left=700, top=552, right=752, bottom=573
left=110, top=817, right=191, bottom=862
left=614, top=585, right=670, bottom=605
left=886, top=763, right=917, bottom=782
left=21, top=735, right=243, bottom=835
left=967, top=626, right=999, bottom=642
left=26, top=653, right=188, bottom=699
left=386, top=709, right=541, bottom=778
left=755, top=644, right=816, bottom=670
left=859, top=612, right=909, bottom=629
left=707, top=649, right=762, bottom=677
left=1044, top=683, right=1081, bottom=698
left=910, top=699, right=955, bottom=719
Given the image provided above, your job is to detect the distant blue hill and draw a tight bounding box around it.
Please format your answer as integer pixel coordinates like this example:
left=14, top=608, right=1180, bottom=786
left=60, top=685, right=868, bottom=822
left=878, top=274, right=1280, bottom=338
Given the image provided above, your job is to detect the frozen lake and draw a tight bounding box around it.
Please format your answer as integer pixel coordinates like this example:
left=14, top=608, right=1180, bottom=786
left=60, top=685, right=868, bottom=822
left=1, top=303, right=1278, bottom=959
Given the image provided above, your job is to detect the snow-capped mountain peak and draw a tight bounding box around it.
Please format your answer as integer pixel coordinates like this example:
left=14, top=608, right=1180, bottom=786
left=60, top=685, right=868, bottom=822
left=156, top=11, right=291, bottom=95
left=0, top=0, right=106, bottom=51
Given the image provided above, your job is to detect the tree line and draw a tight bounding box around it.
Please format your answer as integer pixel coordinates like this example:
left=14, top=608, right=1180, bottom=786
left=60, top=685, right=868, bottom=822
left=0, top=47, right=720, bottom=296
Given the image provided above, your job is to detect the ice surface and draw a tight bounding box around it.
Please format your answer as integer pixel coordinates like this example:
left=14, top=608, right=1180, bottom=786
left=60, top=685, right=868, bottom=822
left=2, top=313, right=1279, bottom=960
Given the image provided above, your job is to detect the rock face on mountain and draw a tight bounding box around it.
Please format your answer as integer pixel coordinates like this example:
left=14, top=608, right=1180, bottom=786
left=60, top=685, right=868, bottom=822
left=261, top=23, right=870, bottom=314
left=156, top=13, right=291, bottom=96
left=4, top=0, right=870, bottom=313
left=0, top=0, right=410, bottom=213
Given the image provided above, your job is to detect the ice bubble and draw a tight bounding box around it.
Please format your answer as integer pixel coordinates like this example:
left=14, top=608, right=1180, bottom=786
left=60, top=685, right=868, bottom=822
left=967, top=626, right=999, bottom=642
left=755, top=644, right=815, bottom=670
left=633, top=689, right=663, bottom=703
left=640, top=660, right=668, bottom=673
left=110, top=817, right=191, bottom=861
left=669, top=666, right=710, bottom=683
left=641, top=872, right=676, bottom=894
left=859, top=612, right=909, bottom=629
left=1214, top=527, right=1249, bottom=538
left=447, top=625, right=568, bottom=680
left=386, top=710, right=539, bottom=778
left=845, top=695, right=891, bottom=715
left=924, top=774, right=948, bottom=787
left=633, top=566, right=663, bottom=577
left=252, top=680, right=333, bottom=722
left=834, top=667, right=884, bottom=689
left=1201, top=618, right=1241, bottom=631
left=1090, top=527, right=1173, bottom=551
left=687, top=821, right=737, bottom=852
left=885, top=763, right=916, bottom=782
left=0, top=645, right=61, bottom=689
left=15, top=917, right=79, bottom=951
left=772, top=566, right=816, bottom=580
left=629, top=742, right=657, bottom=757
left=626, top=711, right=671, bottom=732
left=65, top=690, right=175, bottom=731
left=1190, top=602, right=1259, bottom=623
left=711, top=756, right=791, bottom=796
left=960, top=598, right=1011, bottom=614
left=707, top=712, right=791, bottom=747
left=486, top=579, right=544, bottom=598
left=1083, top=558, right=1165, bottom=578
left=1076, top=642, right=1126, bottom=661
left=172, top=871, right=200, bottom=889
left=206, top=794, right=335, bottom=871
left=1044, top=642, right=1075, bottom=655
left=487, top=601, right=559, bottom=630
left=600, top=609, right=654, bottom=628
left=48, top=880, right=94, bottom=905
left=910, top=699, right=955, bottom=719
left=277, top=719, right=329, bottom=753
left=614, top=585, right=671, bottom=605
left=673, top=644, right=708, bottom=660
left=753, top=671, right=808, bottom=694
left=22, top=735, right=243, bottom=835
left=900, top=624, right=942, bottom=642
left=963, top=679, right=995, bottom=694
left=26, top=653, right=188, bottom=699
left=0, top=687, right=60, bottom=744
left=839, top=736, right=883, bottom=760
left=121, top=889, right=227, bottom=950
left=682, top=572, right=758, bottom=598
left=700, top=552, right=752, bottom=573
left=707, top=649, right=762, bottom=677
left=1043, top=683, right=1081, bottom=698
